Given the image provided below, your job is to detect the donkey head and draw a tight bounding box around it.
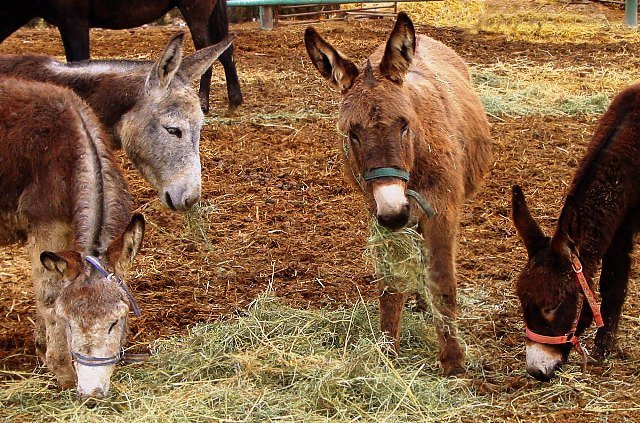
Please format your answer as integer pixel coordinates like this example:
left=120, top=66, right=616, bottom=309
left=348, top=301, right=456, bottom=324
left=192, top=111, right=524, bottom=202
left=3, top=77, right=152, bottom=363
left=512, top=185, right=590, bottom=381
left=40, top=214, right=145, bottom=399
left=116, top=33, right=235, bottom=211
left=305, top=13, right=419, bottom=230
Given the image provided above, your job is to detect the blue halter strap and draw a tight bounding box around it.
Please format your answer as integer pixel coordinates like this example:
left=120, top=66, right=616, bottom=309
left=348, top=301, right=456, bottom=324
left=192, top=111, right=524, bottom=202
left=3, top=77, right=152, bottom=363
left=363, top=167, right=436, bottom=219
left=84, top=255, right=141, bottom=317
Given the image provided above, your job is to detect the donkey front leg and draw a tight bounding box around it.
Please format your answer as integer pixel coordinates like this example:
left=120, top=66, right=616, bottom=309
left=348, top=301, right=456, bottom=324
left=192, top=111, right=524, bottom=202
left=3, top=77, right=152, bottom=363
left=378, top=285, right=408, bottom=354
left=421, top=217, right=464, bottom=375
left=30, top=225, right=76, bottom=388
left=593, top=223, right=634, bottom=361
left=32, top=265, right=75, bottom=388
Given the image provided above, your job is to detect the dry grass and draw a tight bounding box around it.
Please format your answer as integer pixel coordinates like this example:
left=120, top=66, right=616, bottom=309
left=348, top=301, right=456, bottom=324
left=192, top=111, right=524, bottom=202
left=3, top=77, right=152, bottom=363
left=4, top=293, right=639, bottom=421
left=400, top=0, right=640, bottom=43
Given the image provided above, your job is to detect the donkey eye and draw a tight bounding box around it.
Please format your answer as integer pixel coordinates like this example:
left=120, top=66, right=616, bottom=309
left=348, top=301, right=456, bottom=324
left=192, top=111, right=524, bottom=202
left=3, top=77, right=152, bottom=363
left=108, top=319, right=119, bottom=334
left=164, top=126, right=182, bottom=138
left=401, top=123, right=409, bottom=139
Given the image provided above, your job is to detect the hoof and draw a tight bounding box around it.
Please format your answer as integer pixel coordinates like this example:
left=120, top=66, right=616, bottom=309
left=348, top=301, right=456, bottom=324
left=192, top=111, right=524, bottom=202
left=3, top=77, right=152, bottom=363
left=442, top=360, right=465, bottom=376
left=228, top=93, right=243, bottom=111
left=440, top=344, right=464, bottom=376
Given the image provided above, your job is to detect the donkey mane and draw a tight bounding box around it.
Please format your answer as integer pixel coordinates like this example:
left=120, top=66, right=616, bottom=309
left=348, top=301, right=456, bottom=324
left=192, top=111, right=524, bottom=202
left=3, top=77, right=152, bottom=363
left=569, top=87, right=637, bottom=203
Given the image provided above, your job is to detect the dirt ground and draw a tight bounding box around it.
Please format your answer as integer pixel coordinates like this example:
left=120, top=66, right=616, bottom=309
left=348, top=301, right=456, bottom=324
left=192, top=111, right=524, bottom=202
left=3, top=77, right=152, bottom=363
left=3, top=4, right=640, bottom=418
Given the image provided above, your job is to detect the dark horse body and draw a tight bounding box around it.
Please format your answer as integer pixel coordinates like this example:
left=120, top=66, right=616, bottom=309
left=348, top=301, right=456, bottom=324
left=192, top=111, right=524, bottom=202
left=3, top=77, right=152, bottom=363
left=512, top=82, right=640, bottom=380
left=0, top=0, right=242, bottom=111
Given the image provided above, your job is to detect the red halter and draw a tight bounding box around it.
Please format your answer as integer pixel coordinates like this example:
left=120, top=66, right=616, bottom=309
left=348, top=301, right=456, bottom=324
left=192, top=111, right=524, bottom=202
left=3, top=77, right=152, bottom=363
left=525, top=254, right=604, bottom=363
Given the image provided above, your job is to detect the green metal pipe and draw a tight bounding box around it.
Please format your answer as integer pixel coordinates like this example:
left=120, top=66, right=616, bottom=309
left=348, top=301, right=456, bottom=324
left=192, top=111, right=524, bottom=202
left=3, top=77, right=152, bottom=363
left=228, top=0, right=441, bottom=6
left=627, top=0, right=638, bottom=28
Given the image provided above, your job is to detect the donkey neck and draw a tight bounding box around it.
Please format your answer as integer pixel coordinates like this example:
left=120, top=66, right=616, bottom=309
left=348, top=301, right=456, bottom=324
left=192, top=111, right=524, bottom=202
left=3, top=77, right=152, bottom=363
left=565, top=96, right=640, bottom=275
left=50, top=61, right=150, bottom=149
left=67, top=94, right=133, bottom=255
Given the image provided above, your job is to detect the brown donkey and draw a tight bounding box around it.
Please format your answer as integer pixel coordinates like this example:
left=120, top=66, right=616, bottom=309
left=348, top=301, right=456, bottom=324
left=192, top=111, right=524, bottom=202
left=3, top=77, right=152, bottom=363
left=0, top=77, right=145, bottom=398
left=0, top=33, right=234, bottom=211
left=512, top=83, right=640, bottom=381
left=305, top=13, right=492, bottom=373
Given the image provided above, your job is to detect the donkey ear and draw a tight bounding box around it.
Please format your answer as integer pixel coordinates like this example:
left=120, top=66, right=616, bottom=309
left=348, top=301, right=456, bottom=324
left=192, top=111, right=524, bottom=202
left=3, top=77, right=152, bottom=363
left=107, top=213, right=145, bottom=275
left=40, top=251, right=82, bottom=281
left=179, top=34, right=236, bottom=82
left=304, top=27, right=359, bottom=93
left=511, top=185, right=547, bottom=258
left=379, top=12, right=416, bottom=83
left=148, top=32, right=185, bottom=89
left=550, top=195, right=581, bottom=257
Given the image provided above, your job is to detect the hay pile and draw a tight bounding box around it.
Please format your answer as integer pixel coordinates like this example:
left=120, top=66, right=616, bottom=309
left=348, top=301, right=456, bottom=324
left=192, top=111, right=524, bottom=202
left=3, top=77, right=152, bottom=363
left=1, top=295, right=490, bottom=421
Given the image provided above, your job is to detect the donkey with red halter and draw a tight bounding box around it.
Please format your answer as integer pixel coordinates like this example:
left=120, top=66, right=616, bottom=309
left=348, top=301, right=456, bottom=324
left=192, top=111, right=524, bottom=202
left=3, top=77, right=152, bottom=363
left=512, top=82, right=640, bottom=381
left=0, top=33, right=233, bottom=211
left=0, top=77, right=145, bottom=398
left=0, top=0, right=242, bottom=112
left=305, top=13, right=492, bottom=373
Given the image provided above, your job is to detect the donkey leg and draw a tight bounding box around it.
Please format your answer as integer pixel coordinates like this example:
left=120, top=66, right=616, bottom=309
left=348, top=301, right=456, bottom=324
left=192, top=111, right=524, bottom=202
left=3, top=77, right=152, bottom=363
left=180, top=11, right=214, bottom=113
left=57, top=22, right=90, bottom=62
left=208, top=1, right=243, bottom=110
left=593, top=223, right=634, bottom=361
left=0, top=15, right=34, bottom=44
left=29, top=224, right=76, bottom=388
left=378, top=284, right=408, bottom=354
left=421, top=218, right=464, bottom=375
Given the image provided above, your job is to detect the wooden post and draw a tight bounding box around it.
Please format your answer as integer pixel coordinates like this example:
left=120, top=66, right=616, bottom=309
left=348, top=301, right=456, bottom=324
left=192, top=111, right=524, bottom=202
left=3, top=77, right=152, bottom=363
left=259, top=6, right=275, bottom=30
left=627, top=0, right=638, bottom=28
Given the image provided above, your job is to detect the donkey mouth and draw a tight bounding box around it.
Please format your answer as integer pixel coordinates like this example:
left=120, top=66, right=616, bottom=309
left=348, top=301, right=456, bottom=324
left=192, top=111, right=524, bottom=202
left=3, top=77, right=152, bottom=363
left=376, top=203, right=410, bottom=230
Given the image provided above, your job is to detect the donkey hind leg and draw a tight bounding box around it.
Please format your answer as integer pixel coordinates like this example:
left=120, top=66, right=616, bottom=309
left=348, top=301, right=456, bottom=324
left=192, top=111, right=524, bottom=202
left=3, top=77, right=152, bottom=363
left=421, top=218, right=464, bottom=375
left=208, top=0, right=243, bottom=109
left=181, top=6, right=243, bottom=111
left=378, top=284, right=408, bottom=354
left=57, top=21, right=90, bottom=62
left=593, top=221, right=634, bottom=361
left=29, top=222, right=76, bottom=388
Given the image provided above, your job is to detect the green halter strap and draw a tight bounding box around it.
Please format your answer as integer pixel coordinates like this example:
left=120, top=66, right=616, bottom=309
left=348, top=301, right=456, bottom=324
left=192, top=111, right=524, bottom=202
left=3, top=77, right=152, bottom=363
left=363, top=167, right=436, bottom=219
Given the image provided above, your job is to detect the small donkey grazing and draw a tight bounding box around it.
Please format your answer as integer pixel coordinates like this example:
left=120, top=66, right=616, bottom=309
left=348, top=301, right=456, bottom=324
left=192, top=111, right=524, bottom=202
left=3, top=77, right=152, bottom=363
left=0, top=33, right=234, bottom=211
left=305, top=13, right=492, bottom=373
left=0, top=77, right=145, bottom=398
left=512, top=82, right=640, bottom=381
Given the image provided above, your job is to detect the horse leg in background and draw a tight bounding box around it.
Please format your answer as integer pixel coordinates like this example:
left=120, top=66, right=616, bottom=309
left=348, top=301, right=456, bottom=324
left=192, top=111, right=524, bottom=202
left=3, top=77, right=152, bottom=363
left=421, top=216, right=464, bottom=375
left=180, top=1, right=243, bottom=112
left=593, top=221, right=634, bottom=361
left=0, top=15, right=34, bottom=44
left=378, top=287, right=408, bottom=353
left=29, top=224, right=76, bottom=389
left=57, top=19, right=90, bottom=62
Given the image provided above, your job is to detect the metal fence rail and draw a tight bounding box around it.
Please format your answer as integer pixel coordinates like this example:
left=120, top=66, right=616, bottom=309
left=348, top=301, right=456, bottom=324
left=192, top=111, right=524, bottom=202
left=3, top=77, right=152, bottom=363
left=226, top=0, right=443, bottom=29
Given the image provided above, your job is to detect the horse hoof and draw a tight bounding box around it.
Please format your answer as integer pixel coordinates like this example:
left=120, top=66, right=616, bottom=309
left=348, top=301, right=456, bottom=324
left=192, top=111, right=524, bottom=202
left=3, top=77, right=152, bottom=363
left=228, top=94, right=243, bottom=110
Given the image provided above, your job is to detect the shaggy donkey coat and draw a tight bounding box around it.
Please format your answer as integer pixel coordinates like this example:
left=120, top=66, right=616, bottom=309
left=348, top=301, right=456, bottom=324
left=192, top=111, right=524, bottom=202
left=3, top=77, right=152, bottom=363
left=513, top=82, right=640, bottom=381
left=305, top=13, right=492, bottom=373
left=0, top=77, right=145, bottom=398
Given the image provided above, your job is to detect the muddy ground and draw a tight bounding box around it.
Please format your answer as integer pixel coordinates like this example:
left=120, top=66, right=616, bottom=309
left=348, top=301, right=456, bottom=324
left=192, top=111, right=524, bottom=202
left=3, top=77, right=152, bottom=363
left=2, top=10, right=640, bottom=418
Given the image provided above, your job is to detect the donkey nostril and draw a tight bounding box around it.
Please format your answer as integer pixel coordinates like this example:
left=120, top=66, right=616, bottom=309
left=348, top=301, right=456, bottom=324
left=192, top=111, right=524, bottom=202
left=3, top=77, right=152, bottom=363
left=184, top=194, right=199, bottom=209
left=165, top=192, right=176, bottom=211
